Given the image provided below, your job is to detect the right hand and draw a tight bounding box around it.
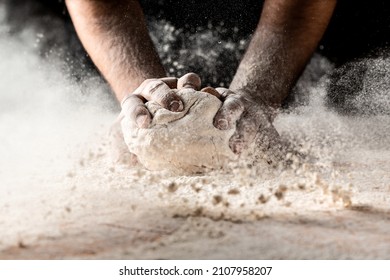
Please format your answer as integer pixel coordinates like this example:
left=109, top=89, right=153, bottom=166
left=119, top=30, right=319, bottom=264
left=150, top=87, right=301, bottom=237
left=120, top=77, right=183, bottom=129
left=110, top=73, right=205, bottom=165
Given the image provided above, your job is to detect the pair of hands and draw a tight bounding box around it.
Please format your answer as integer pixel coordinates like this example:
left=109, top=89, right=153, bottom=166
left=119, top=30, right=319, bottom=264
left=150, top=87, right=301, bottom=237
left=115, top=73, right=281, bottom=164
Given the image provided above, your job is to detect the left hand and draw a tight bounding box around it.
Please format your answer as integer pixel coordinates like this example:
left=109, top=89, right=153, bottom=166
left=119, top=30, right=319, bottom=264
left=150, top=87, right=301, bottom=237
left=213, top=88, right=286, bottom=164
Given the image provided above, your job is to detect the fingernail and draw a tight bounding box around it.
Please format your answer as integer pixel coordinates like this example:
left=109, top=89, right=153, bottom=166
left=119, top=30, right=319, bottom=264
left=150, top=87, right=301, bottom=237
left=169, top=100, right=183, bottom=112
left=136, top=114, right=149, bottom=128
left=230, top=142, right=242, bottom=155
left=216, top=119, right=229, bottom=130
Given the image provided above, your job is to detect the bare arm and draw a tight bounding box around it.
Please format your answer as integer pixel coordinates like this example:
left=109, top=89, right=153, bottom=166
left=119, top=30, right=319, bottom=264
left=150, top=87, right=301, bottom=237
left=231, top=0, right=337, bottom=107
left=214, top=0, right=337, bottom=155
left=65, top=0, right=165, bottom=101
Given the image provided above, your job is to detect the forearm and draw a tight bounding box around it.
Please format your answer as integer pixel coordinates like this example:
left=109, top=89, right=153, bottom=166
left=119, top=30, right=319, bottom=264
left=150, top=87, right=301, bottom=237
left=66, top=0, right=165, bottom=101
left=231, top=0, right=336, bottom=107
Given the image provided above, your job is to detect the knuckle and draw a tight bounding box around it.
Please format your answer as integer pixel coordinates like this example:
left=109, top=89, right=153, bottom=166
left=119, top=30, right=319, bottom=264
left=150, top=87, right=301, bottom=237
left=133, top=105, right=148, bottom=116
left=121, top=94, right=142, bottom=109
left=160, top=77, right=178, bottom=88
left=148, top=80, right=164, bottom=90
left=137, top=79, right=157, bottom=91
left=226, top=95, right=245, bottom=111
left=146, top=81, right=169, bottom=98
left=157, top=90, right=179, bottom=105
left=215, top=87, right=232, bottom=99
left=178, top=73, right=201, bottom=89
left=201, top=87, right=221, bottom=98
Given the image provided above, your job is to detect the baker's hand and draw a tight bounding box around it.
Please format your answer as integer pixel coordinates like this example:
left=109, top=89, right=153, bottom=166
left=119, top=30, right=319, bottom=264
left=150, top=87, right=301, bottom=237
left=120, top=73, right=221, bottom=130
left=120, top=77, right=182, bottom=129
left=213, top=88, right=285, bottom=164
left=111, top=73, right=205, bottom=165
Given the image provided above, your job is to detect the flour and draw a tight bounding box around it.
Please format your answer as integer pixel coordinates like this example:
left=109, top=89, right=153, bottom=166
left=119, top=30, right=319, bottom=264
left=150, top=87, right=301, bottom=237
left=2, top=3, right=390, bottom=259
left=121, top=89, right=237, bottom=173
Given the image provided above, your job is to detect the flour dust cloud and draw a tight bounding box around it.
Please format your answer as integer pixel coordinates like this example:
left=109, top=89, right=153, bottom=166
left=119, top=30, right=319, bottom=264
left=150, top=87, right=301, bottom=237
left=1, top=4, right=390, bottom=259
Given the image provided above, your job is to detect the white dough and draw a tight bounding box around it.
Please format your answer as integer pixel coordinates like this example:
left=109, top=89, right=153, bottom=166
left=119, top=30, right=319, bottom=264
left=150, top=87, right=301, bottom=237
left=122, top=88, right=236, bottom=173
left=122, top=89, right=237, bottom=173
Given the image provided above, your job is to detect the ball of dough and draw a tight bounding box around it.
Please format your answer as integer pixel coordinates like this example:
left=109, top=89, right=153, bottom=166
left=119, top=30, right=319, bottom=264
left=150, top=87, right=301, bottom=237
left=122, top=88, right=237, bottom=173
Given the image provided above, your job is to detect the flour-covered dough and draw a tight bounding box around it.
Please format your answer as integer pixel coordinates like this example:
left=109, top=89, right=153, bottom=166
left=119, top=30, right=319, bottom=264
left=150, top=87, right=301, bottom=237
left=122, top=88, right=237, bottom=173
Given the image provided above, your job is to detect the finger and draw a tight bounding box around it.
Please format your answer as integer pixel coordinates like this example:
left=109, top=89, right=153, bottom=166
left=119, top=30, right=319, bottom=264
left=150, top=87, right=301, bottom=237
left=137, top=80, right=184, bottom=112
left=201, top=87, right=222, bottom=99
left=229, top=110, right=262, bottom=154
left=229, top=105, right=276, bottom=155
left=254, top=124, right=286, bottom=165
left=132, top=78, right=158, bottom=95
left=215, top=87, right=234, bottom=100
left=121, top=94, right=152, bottom=129
left=213, top=94, right=245, bottom=130
left=133, top=77, right=177, bottom=96
left=109, top=115, right=140, bottom=166
left=177, top=73, right=201, bottom=90
left=160, top=77, right=178, bottom=89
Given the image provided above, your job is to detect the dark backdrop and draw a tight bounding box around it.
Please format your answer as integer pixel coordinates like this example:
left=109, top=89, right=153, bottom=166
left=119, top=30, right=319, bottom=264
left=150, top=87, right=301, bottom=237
left=2, top=0, right=389, bottom=112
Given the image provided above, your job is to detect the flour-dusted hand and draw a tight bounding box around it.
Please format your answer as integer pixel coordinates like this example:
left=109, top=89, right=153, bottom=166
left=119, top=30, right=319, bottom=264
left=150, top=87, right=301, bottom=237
left=213, top=88, right=286, bottom=165
left=120, top=77, right=181, bottom=129
left=213, top=88, right=271, bottom=153
left=113, top=73, right=219, bottom=165
left=110, top=77, right=180, bottom=165
left=120, top=73, right=208, bottom=129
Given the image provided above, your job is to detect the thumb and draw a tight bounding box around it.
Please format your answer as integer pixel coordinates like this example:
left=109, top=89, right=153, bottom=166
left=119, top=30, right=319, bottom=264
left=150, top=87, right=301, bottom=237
left=213, top=94, right=245, bottom=130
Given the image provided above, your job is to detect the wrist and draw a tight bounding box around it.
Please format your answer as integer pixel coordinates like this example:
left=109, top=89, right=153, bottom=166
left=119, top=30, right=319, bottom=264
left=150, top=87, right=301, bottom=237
left=231, top=84, right=285, bottom=109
